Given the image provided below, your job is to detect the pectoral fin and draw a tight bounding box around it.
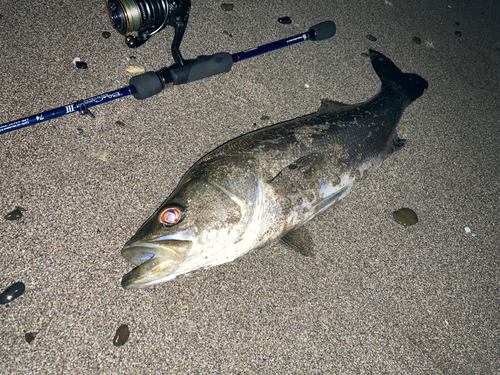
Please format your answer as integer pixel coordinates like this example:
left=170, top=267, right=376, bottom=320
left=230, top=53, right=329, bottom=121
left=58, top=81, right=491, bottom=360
left=280, top=226, right=316, bottom=257
left=269, top=153, right=325, bottom=188
left=390, top=137, right=406, bottom=153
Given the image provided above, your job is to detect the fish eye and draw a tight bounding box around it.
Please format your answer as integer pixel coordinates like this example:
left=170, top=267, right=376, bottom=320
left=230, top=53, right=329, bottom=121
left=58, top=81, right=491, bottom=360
left=158, top=206, right=183, bottom=226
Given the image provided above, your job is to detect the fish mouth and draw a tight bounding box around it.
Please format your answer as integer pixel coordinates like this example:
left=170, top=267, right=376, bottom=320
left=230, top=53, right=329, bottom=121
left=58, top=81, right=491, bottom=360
left=121, top=240, right=192, bottom=290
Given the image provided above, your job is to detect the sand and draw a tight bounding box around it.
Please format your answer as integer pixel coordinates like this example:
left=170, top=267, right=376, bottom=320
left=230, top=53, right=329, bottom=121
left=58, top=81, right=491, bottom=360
left=1, top=0, right=499, bottom=373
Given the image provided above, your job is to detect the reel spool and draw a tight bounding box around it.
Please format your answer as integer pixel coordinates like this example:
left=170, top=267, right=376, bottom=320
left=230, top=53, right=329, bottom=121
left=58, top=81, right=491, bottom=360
left=106, top=0, right=190, bottom=63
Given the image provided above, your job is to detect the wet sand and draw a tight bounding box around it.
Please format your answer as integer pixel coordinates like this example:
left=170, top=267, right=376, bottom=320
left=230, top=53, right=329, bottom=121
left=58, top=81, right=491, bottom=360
left=1, top=0, right=499, bottom=373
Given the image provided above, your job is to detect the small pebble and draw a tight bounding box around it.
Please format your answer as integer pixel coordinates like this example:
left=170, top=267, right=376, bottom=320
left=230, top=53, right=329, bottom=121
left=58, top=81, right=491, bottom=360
left=126, top=66, right=145, bottom=73
left=278, top=16, right=292, bottom=25
left=25, top=332, right=37, bottom=344
left=366, top=34, right=377, bottom=42
left=220, top=3, right=234, bottom=11
left=455, top=22, right=460, bottom=26
left=58, top=1, right=66, bottom=7
left=393, top=207, right=418, bottom=226
left=464, top=226, right=471, bottom=233
left=361, top=52, right=369, bottom=57
left=0, top=282, right=26, bottom=305
left=115, top=121, right=126, bottom=127
left=223, top=30, right=233, bottom=37
left=76, top=128, right=84, bottom=135
left=5, top=207, right=23, bottom=221
left=412, top=36, right=421, bottom=44
left=76, top=61, right=88, bottom=69
left=455, top=31, right=462, bottom=37
left=102, top=31, right=111, bottom=39
left=113, top=324, right=130, bottom=346
left=260, top=115, right=270, bottom=121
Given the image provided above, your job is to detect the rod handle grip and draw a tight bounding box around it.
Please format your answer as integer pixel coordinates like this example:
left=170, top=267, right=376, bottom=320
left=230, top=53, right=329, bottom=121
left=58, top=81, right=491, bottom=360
left=129, top=72, right=164, bottom=100
left=161, top=53, right=234, bottom=86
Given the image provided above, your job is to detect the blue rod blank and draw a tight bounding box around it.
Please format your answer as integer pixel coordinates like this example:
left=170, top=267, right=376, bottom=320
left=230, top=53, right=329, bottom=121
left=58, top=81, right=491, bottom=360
left=0, top=86, right=136, bottom=135
left=232, top=30, right=314, bottom=62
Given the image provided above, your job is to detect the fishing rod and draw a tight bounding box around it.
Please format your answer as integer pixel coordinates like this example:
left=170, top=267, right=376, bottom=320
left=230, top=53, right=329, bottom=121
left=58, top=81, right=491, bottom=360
left=0, top=20, right=336, bottom=135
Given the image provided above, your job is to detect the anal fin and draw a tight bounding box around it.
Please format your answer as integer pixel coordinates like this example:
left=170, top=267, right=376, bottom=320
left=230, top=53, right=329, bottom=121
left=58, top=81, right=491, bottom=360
left=280, top=226, right=316, bottom=257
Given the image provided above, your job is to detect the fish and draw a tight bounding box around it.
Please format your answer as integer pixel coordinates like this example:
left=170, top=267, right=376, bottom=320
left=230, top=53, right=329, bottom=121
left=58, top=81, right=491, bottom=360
left=120, top=50, right=428, bottom=289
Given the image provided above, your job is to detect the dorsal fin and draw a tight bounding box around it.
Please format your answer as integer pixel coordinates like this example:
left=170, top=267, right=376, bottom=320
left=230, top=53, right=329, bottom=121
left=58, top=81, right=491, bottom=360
left=317, top=99, right=350, bottom=113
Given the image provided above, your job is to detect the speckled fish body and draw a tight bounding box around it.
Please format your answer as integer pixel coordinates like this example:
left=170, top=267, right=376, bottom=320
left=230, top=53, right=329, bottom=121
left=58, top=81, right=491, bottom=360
left=121, top=50, right=428, bottom=289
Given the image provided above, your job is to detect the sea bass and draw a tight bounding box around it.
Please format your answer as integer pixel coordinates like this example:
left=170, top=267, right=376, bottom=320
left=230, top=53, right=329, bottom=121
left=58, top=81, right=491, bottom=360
left=121, top=50, right=428, bottom=289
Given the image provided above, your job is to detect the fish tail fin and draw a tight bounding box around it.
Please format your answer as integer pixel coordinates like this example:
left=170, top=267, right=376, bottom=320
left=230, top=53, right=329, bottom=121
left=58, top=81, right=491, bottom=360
left=369, top=49, right=428, bottom=103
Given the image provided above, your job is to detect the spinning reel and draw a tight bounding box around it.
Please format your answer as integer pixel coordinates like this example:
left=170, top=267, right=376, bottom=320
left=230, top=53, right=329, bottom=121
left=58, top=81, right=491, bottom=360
left=105, top=0, right=190, bottom=64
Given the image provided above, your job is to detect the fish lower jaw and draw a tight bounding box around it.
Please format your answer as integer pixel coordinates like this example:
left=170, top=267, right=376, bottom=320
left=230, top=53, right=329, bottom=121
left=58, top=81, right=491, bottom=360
left=120, top=241, right=191, bottom=289
left=121, top=255, right=181, bottom=289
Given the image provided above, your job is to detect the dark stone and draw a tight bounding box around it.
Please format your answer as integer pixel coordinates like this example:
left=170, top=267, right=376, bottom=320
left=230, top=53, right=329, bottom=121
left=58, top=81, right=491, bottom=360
left=220, top=3, right=234, bottom=11
left=76, top=61, right=88, bottom=69
left=5, top=207, right=23, bottom=221
left=393, top=208, right=418, bottom=226
left=113, top=324, right=130, bottom=346
left=0, top=282, right=26, bottom=304
left=278, top=16, right=292, bottom=24
left=455, top=31, right=462, bottom=37
left=25, top=332, right=36, bottom=344
left=412, top=36, right=421, bottom=44
left=102, top=31, right=111, bottom=39
left=366, top=35, right=377, bottom=42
